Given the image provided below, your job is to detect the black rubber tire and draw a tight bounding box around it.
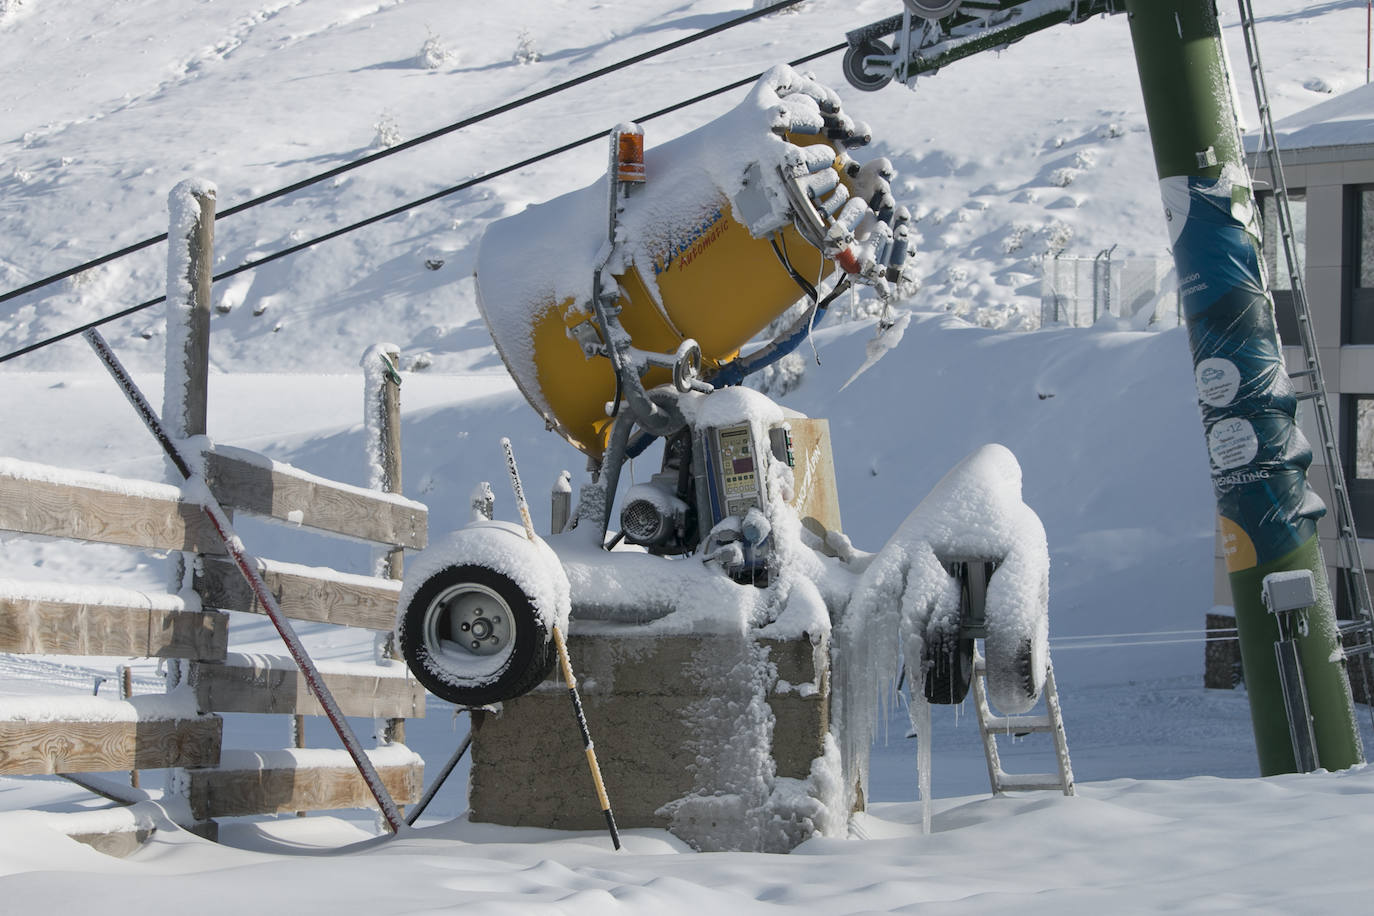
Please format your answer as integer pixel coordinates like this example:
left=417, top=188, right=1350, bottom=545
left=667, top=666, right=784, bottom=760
left=843, top=38, right=894, bottom=93
left=1013, top=635, right=1039, bottom=705
left=400, top=564, right=555, bottom=707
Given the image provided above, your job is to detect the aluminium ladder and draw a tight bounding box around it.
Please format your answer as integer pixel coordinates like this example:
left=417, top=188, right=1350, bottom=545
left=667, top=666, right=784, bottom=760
left=972, top=647, right=1075, bottom=796
left=1236, top=0, right=1374, bottom=712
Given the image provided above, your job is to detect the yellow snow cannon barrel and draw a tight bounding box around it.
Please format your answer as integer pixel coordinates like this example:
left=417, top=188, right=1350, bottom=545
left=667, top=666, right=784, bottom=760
left=475, top=66, right=901, bottom=460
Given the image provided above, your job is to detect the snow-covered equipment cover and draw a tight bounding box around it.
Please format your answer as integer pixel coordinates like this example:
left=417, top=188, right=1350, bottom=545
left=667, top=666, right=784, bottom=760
left=475, top=65, right=907, bottom=459
left=832, top=444, right=1051, bottom=812
left=396, top=520, right=571, bottom=706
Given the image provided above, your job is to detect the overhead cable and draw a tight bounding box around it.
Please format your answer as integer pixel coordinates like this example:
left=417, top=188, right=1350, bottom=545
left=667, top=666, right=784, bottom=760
left=0, top=41, right=846, bottom=364
left=0, top=0, right=808, bottom=309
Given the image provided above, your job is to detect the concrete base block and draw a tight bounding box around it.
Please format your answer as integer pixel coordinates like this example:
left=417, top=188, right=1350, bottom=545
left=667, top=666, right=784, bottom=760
left=469, top=630, right=830, bottom=835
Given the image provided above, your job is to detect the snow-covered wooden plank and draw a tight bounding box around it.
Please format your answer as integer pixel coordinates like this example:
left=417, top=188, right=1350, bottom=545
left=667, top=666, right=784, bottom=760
left=0, top=694, right=222, bottom=775
left=0, top=579, right=227, bottom=659
left=189, top=653, right=424, bottom=719
left=0, top=458, right=219, bottom=553
left=195, top=555, right=403, bottom=631
left=184, top=746, right=422, bottom=819
left=203, top=447, right=426, bottom=550
left=48, top=805, right=160, bottom=858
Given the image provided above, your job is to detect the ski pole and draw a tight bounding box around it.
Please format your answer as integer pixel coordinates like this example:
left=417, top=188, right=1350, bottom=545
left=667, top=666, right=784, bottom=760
left=500, top=438, right=622, bottom=850
left=84, top=329, right=406, bottom=834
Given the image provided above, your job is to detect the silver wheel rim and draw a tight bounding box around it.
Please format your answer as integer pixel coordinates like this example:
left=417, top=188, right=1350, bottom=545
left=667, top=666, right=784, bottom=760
left=422, top=582, right=516, bottom=677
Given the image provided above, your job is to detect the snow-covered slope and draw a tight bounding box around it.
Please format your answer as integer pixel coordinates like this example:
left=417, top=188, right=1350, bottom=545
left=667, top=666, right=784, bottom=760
left=4, top=0, right=1374, bottom=908
left=1, top=0, right=1361, bottom=370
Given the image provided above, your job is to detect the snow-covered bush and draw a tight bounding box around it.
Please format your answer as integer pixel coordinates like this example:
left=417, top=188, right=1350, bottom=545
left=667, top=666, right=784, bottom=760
left=416, top=27, right=454, bottom=69
left=513, top=29, right=541, bottom=65
left=753, top=0, right=809, bottom=12
left=373, top=112, right=402, bottom=149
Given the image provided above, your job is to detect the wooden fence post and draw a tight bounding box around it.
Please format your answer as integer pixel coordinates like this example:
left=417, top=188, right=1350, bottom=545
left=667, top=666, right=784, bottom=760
left=163, top=180, right=215, bottom=442
left=163, top=181, right=215, bottom=604
left=363, top=344, right=406, bottom=747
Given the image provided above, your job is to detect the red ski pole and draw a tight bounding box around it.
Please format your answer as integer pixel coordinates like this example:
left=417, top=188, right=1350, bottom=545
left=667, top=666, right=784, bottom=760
left=85, top=329, right=406, bottom=834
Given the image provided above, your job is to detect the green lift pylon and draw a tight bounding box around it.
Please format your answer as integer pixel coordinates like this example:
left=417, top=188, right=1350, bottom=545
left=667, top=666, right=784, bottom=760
left=1124, top=0, right=1362, bottom=775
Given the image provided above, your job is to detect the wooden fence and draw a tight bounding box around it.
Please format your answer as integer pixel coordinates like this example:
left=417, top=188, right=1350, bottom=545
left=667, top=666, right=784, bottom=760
left=0, top=184, right=427, bottom=849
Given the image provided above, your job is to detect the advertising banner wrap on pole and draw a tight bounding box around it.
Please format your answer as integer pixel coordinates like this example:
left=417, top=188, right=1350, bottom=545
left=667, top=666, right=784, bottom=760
left=1162, top=170, right=1325, bottom=572
left=1126, top=0, right=1361, bottom=775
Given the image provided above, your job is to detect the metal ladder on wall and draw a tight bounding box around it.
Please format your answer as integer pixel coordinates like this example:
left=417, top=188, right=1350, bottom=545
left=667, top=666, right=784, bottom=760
left=971, top=647, right=1075, bottom=796
left=1237, top=0, right=1374, bottom=710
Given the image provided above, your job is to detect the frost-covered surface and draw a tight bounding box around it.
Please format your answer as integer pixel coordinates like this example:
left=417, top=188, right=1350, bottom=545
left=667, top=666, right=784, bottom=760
left=0, top=456, right=184, bottom=502
left=3, top=0, right=1374, bottom=905
left=0, top=577, right=193, bottom=611
left=161, top=178, right=216, bottom=440
left=214, top=745, right=421, bottom=771
left=0, top=689, right=200, bottom=723
left=248, top=557, right=404, bottom=596
left=218, top=652, right=409, bottom=679
left=833, top=443, right=1050, bottom=816
left=209, top=443, right=426, bottom=512
left=359, top=342, right=400, bottom=493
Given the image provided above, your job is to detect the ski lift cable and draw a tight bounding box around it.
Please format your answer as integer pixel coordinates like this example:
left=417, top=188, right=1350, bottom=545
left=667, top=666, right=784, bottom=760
left=0, top=0, right=810, bottom=310
left=1050, top=636, right=1239, bottom=651
left=0, top=41, right=847, bottom=365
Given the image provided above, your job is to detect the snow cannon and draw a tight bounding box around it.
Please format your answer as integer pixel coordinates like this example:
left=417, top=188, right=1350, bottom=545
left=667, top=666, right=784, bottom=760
left=475, top=65, right=914, bottom=461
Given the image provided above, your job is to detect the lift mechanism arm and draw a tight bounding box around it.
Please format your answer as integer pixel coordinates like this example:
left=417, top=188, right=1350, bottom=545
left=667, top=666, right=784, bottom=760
left=843, top=1, right=1125, bottom=91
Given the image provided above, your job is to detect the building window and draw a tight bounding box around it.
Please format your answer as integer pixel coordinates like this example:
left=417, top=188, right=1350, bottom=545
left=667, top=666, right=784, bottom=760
left=1258, top=190, right=1306, bottom=344
left=1344, top=395, right=1374, bottom=538
left=1349, top=188, right=1374, bottom=344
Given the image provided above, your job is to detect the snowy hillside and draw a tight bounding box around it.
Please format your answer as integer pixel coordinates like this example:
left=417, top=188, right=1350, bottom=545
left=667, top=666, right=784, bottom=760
left=2, top=0, right=1362, bottom=373
left=4, top=0, right=1374, bottom=910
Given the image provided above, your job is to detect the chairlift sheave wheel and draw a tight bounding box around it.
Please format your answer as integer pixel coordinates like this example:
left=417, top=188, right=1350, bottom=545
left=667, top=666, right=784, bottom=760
left=842, top=38, right=895, bottom=93
left=904, top=1, right=962, bottom=19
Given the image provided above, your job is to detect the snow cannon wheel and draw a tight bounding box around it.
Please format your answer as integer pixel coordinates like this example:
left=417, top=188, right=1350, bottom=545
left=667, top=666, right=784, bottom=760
left=400, top=564, right=555, bottom=708
left=983, top=590, right=1049, bottom=716
left=843, top=38, right=894, bottom=92
left=922, top=561, right=987, bottom=705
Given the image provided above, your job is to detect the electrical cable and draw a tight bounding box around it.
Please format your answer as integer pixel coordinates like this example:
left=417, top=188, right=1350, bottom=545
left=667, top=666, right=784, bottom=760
left=0, top=0, right=811, bottom=310
left=0, top=41, right=847, bottom=365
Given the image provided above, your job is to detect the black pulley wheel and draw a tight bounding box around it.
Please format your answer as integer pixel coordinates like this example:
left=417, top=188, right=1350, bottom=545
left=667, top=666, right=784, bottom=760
left=843, top=38, right=894, bottom=92
left=923, top=625, right=972, bottom=705
left=904, top=0, right=962, bottom=19
left=923, top=561, right=985, bottom=704
left=400, top=564, right=554, bottom=707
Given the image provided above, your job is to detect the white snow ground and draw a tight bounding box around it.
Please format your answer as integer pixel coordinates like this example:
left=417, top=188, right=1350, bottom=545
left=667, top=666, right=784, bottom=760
left=4, top=0, right=1374, bottom=911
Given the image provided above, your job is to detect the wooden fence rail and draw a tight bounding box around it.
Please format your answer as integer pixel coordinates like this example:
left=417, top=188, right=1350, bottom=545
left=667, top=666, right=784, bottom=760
left=0, top=179, right=432, bottom=850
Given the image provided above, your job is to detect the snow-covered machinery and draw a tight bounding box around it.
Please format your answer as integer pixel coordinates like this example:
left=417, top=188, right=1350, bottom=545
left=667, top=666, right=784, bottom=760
left=395, top=66, right=1055, bottom=839
left=400, top=65, right=922, bottom=704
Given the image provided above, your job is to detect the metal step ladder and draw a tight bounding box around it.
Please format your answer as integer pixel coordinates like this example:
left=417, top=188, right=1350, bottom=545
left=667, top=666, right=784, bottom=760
left=971, top=647, right=1075, bottom=796
left=1236, top=0, right=1374, bottom=708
